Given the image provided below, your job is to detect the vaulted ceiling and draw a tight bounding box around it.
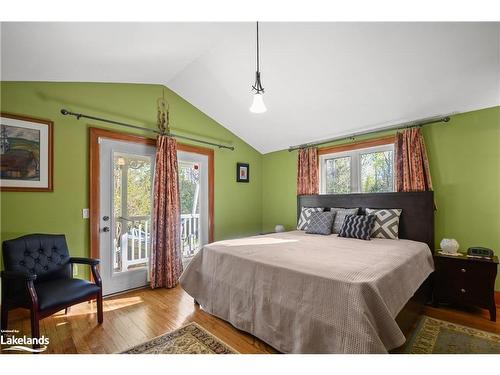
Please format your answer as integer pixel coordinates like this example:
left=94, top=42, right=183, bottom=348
left=2, top=22, right=499, bottom=153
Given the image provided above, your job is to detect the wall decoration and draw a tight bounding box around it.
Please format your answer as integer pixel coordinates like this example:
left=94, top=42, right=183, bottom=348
left=236, top=162, right=249, bottom=183
left=0, top=113, right=53, bottom=191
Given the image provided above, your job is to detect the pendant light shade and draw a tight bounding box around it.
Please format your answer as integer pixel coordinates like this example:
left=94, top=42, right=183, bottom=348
left=250, top=92, right=267, bottom=113
left=249, top=22, right=267, bottom=113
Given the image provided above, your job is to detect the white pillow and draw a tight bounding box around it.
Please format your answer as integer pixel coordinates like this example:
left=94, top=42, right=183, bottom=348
left=297, top=207, right=323, bottom=230
left=365, top=208, right=402, bottom=239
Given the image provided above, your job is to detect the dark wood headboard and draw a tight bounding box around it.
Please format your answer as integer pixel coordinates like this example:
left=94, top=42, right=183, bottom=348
left=297, top=191, right=435, bottom=251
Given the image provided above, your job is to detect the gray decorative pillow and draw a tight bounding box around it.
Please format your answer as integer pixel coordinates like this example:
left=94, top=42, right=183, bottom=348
left=338, top=214, right=376, bottom=241
left=365, top=208, right=402, bottom=239
left=297, top=207, right=323, bottom=230
left=306, top=212, right=335, bottom=235
left=330, top=207, right=359, bottom=234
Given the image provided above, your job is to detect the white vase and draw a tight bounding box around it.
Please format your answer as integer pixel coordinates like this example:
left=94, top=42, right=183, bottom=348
left=440, top=238, right=459, bottom=254
left=275, top=225, right=285, bottom=233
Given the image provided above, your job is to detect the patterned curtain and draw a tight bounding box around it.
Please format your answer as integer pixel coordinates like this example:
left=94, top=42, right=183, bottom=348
left=395, top=127, right=433, bottom=192
left=297, top=147, right=319, bottom=195
left=150, top=135, right=183, bottom=289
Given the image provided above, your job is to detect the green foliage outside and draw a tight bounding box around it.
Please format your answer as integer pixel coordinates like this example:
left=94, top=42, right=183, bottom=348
left=179, top=163, right=200, bottom=215
left=361, top=151, right=393, bottom=193
left=325, top=150, right=393, bottom=194
left=113, top=158, right=200, bottom=217
left=113, top=158, right=151, bottom=218
left=326, top=157, right=351, bottom=193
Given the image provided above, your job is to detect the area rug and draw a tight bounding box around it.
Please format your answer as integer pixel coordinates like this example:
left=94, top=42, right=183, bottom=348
left=121, top=322, right=238, bottom=354
left=402, top=316, right=500, bottom=354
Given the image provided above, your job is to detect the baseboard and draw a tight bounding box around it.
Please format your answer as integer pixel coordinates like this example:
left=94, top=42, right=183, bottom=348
left=103, top=285, right=149, bottom=299
left=496, top=291, right=500, bottom=306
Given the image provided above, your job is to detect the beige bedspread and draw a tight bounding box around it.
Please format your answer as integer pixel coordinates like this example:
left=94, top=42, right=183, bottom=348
left=179, top=230, right=434, bottom=353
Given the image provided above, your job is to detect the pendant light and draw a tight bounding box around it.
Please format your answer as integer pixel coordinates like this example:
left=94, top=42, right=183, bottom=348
left=249, top=21, right=267, bottom=114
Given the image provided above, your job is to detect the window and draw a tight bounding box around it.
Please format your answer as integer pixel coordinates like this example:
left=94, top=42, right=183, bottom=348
left=320, top=142, right=394, bottom=194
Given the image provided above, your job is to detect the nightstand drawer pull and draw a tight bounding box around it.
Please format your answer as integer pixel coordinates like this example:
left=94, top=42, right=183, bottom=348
left=460, top=288, right=466, bottom=293
left=461, top=268, right=466, bottom=273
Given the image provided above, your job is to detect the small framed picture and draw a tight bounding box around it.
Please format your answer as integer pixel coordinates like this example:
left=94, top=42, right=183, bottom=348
left=0, top=113, right=53, bottom=192
left=236, top=162, right=249, bottom=183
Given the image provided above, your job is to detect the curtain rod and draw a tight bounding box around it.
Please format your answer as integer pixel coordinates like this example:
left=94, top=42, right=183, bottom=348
left=60, top=109, right=235, bottom=151
left=287, top=115, right=451, bottom=152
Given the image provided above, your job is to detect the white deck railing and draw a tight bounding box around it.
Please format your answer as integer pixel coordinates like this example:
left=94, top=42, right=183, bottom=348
left=180, top=213, right=200, bottom=259
left=114, top=215, right=150, bottom=272
left=114, top=213, right=200, bottom=271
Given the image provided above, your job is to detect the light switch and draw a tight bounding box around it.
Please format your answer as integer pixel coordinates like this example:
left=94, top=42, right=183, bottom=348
left=82, top=208, right=90, bottom=219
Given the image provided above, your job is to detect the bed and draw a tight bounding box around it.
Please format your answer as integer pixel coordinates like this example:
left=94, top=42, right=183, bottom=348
left=180, top=191, right=435, bottom=353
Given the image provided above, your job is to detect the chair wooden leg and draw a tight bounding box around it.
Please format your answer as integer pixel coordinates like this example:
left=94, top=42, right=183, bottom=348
left=97, top=292, right=103, bottom=324
left=30, top=310, right=40, bottom=349
left=1, top=305, right=8, bottom=333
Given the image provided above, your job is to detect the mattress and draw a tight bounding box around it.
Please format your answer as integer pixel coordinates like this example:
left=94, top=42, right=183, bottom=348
left=179, top=230, right=434, bottom=353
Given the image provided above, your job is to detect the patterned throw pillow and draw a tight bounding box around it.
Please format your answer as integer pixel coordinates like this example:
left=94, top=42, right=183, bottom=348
left=297, top=207, right=323, bottom=230
left=330, top=207, right=359, bottom=234
left=306, top=212, right=335, bottom=235
left=338, top=214, right=376, bottom=241
left=365, top=208, right=402, bottom=239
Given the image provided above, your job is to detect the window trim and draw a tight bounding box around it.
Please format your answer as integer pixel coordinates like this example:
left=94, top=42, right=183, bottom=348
left=318, top=135, right=395, bottom=156
left=318, top=136, right=395, bottom=194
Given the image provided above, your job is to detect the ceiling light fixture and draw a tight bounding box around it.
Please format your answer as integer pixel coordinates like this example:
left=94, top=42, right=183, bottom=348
left=249, top=21, right=267, bottom=114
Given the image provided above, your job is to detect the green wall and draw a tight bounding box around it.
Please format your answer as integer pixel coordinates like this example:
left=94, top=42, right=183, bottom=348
left=262, top=106, right=500, bottom=291
left=425, top=106, right=500, bottom=292
left=2, top=81, right=499, bottom=291
left=0, top=82, right=263, bottom=278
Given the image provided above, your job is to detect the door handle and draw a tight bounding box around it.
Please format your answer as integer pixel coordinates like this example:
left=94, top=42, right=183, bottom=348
left=102, top=226, right=110, bottom=233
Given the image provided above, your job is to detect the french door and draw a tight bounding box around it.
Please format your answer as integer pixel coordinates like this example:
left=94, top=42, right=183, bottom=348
left=90, top=129, right=213, bottom=296
left=99, top=138, right=155, bottom=295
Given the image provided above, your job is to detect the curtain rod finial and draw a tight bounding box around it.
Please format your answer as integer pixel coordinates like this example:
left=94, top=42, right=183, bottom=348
left=60, top=109, right=69, bottom=115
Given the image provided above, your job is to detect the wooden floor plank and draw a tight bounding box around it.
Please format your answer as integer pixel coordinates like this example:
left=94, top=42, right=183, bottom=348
left=1, top=286, right=498, bottom=354
left=423, top=304, right=500, bottom=334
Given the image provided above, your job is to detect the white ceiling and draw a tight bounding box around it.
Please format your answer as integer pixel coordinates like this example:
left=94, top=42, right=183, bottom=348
left=2, top=22, right=499, bottom=153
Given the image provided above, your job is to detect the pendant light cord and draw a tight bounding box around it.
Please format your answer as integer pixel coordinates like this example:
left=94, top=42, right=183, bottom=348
left=249, top=20, right=267, bottom=112
left=256, top=21, right=260, bottom=73
left=252, top=21, right=264, bottom=93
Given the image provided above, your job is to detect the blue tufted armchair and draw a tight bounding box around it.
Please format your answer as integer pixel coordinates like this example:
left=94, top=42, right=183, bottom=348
left=1, top=234, right=103, bottom=345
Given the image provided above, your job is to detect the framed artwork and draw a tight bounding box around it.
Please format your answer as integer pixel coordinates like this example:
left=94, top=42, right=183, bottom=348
left=236, top=162, right=249, bottom=183
left=0, top=113, right=53, bottom=192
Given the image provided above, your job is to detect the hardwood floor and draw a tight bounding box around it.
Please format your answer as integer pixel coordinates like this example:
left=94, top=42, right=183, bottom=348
left=1, top=286, right=277, bottom=354
left=1, top=286, right=498, bottom=354
left=423, top=303, right=500, bottom=335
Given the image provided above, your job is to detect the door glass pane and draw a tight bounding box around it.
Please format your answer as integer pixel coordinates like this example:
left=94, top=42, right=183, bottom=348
left=360, top=150, right=394, bottom=193
left=113, top=153, right=152, bottom=273
left=325, top=157, right=351, bottom=194
left=179, top=161, right=201, bottom=265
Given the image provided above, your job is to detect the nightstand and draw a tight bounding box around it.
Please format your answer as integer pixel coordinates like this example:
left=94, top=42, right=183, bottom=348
left=433, top=252, right=498, bottom=321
